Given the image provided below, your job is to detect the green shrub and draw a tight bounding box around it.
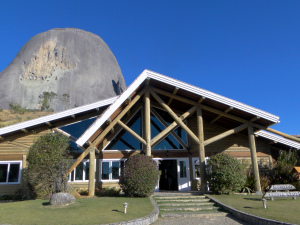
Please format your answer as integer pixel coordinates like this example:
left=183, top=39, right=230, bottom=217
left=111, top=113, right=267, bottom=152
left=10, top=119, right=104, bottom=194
left=26, top=133, right=72, bottom=199
left=95, top=187, right=121, bottom=197
left=9, top=103, right=27, bottom=114
left=207, top=153, right=246, bottom=194
left=119, top=154, right=159, bottom=197
left=272, top=149, right=299, bottom=184
left=243, top=173, right=271, bottom=193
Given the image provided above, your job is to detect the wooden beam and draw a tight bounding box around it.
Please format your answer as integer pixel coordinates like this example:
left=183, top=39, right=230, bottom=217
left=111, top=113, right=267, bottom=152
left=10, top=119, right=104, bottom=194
left=151, top=105, right=197, bottom=147
left=151, top=87, right=267, bottom=130
left=145, top=77, right=151, bottom=86
left=53, top=128, right=77, bottom=142
left=144, top=89, right=151, bottom=156
left=197, top=107, right=207, bottom=193
left=150, top=107, right=188, bottom=149
left=88, top=147, right=95, bottom=196
left=117, top=120, right=147, bottom=145
left=71, top=114, right=76, bottom=119
left=198, top=97, right=205, bottom=104
left=21, top=129, right=28, bottom=133
left=210, top=107, right=233, bottom=124
left=167, top=87, right=179, bottom=106
left=266, top=128, right=300, bottom=143
left=92, top=90, right=145, bottom=146
left=150, top=89, right=200, bottom=144
left=248, top=125, right=262, bottom=193
left=45, top=122, right=52, bottom=127
left=204, top=123, right=249, bottom=146
left=0, top=136, right=5, bottom=141
left=66, top=145, right=93, bottom=177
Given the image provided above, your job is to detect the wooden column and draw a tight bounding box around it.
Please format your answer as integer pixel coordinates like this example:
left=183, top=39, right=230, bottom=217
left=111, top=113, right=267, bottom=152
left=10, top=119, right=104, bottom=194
left=88, top=148, right=95, bottom=196
left=197, top=107, right=207, bottom=193
left=248, top=125, right=262, bottom=193
left=21, top=154, right=27, bottom=189
left=144, top=89, right=151, bottom=156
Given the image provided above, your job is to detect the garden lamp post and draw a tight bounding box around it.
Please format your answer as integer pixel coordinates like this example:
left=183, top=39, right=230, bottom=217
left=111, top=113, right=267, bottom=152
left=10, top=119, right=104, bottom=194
left=261, top=198, right=267, bottom=209
left=123, top=202, right=128, bottom=213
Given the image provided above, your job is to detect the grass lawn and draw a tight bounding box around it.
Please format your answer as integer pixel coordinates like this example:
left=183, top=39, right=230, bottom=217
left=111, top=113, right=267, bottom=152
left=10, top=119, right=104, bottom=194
left=0, top=197, right=154, bottom=225
left=211, top=194, right=300, bottom=224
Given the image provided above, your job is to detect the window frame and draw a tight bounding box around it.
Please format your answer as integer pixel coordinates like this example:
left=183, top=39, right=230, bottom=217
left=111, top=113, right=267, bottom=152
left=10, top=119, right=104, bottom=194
left=100, top=159, right=125, bottom=182
left=68, top=160, right=95, bottom=182
left=0, top=161, right=22, bottom=185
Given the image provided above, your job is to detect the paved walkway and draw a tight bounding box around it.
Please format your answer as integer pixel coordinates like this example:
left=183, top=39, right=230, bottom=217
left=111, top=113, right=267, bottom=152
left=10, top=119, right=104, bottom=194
left=153, top=214, right=250, bottom=225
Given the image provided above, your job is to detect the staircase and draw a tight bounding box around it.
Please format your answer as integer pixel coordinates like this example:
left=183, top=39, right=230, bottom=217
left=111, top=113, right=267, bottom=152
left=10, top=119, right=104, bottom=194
left=153, top=192, right=227, bottom=218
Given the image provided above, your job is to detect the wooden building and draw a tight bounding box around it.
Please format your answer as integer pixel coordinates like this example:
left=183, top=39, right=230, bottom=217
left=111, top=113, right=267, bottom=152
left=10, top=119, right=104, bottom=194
left=0, top=70, right=299, bottom=195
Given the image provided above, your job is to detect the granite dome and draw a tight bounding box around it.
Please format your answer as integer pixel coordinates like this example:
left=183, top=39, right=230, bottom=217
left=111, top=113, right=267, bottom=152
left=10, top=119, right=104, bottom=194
left=0, top=28, right=126, bottom=112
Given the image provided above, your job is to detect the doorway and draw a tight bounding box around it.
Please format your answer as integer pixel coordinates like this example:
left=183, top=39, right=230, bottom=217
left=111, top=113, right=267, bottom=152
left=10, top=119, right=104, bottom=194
left=159, top=160, right=178, bottom=191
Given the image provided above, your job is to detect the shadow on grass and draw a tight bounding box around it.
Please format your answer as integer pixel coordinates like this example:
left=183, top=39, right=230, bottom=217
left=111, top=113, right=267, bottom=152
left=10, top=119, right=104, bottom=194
left=42, top=202, right=50, bottom=206
left=243, top=198, right=262, bottom=201
left=112, top=209, right=123, bottom=213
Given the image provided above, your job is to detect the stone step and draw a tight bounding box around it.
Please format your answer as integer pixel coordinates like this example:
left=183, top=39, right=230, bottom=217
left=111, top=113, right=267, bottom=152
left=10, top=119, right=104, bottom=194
left=161, top=211, right=228, bottom=218
left=155, top=199, right=210, bottom=203
left=158, top=202, right=214, bottom=207
left=154, top=195, right=206, bottom=199
left=160, top=206, right=219, bottom=211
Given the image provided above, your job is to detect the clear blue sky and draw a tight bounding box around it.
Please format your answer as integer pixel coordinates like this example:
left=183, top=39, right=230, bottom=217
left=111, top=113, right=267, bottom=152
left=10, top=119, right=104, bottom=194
left=0, top=1, right=299, bottom=135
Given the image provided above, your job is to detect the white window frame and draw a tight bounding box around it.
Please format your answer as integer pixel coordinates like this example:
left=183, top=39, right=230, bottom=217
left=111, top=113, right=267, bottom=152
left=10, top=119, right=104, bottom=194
left=0, top=161, right=22, bottom=185
left=68, top=160, right=95, bottom=182
left=192, top=157, right=210, bottom=180
left=100, top=159, right=125, bottom=182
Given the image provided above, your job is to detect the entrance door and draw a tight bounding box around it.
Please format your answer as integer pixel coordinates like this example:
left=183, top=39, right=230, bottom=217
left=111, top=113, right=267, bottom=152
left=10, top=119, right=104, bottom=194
left=159, top=160, right=178, bottom=191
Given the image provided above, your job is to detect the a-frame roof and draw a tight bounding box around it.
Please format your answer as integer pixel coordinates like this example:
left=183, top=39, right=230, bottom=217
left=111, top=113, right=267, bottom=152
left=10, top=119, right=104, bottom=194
left=76, top=69, right=280, bottom=147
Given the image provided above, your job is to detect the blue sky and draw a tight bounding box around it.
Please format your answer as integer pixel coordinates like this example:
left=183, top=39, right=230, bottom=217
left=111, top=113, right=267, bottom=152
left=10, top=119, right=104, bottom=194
left=0, top=1, right=299, bottom=134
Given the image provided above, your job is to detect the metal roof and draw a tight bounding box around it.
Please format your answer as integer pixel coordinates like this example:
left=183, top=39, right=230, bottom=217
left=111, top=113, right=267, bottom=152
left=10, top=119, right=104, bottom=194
left=255, top=130, right=300, bottom=149
left=76, top=69, right=280, bottom=146
left=0, top=96, right=118, bottom=137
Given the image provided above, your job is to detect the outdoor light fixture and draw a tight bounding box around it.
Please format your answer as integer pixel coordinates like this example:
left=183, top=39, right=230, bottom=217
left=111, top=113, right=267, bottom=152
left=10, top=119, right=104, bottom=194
left=123, top=202, right=128, bottom=213
left=261, top=198, right=267, bottom=209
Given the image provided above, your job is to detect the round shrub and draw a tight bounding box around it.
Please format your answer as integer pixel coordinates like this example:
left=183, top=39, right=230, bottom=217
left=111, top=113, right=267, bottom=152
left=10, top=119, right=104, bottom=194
left=119, top=154, right=159, bottom=197
left=207, top=153, right=246, bottom=194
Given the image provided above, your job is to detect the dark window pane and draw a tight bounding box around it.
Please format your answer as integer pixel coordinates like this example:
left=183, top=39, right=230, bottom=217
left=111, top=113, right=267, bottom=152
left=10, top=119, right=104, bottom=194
left=85, top=162, right=90, bottom=180
left=195, top=160, right=200, bottom=178
left=112, top=162, right=120, bottom=179
left=180, top=161, right=186, bottom=178
left=106, top=110, right=142, bottom=150
left=0, top=164, right=8, bottom=183
left=70, top=170, right=75, bottom=181
left=102, top=162, right=109, bottom=180
left=75, top=162, right=83, bottom=180
left=8, top=164, right=20, bottom=182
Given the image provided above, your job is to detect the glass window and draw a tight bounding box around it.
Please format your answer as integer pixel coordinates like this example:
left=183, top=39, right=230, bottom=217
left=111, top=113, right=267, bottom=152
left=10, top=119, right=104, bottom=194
left=179, top=161, right=187, bottom=178
left=102, top=162, right=110, bottom=180
left=68, top=161, right=91, bottom=182
left=85, top=162, right=90, bottom=180
left=112, top=162, right=120, bottom=179
left=194, top=160, right=200, bottom=179
left=75, top=162, right=83, bottom=180
left=106, top=110, right=142, bottom=150
left=0, top=162, right=21, bottom=184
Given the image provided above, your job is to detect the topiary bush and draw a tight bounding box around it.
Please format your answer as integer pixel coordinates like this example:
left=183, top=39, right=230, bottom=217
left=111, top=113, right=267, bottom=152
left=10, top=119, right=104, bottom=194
left=207, top=153, right=246, bottom=194
left=119, top=154, right=159, bottom=197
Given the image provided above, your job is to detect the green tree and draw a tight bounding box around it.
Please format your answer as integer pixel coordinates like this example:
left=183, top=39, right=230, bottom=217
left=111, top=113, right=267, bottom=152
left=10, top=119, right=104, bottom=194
left=207, top=153, right=246, bottom=194
left=26, top=133, right=72, bottom=198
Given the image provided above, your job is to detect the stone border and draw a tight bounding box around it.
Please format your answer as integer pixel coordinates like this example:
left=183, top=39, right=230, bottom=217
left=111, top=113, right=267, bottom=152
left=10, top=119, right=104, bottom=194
left=206, top=194, right=294, bottom=225
left=106, top=196, right=159, bottom=225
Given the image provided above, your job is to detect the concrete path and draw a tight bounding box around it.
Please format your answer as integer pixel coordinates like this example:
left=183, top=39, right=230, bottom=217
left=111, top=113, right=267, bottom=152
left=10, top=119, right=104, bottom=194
left=153, top=214, right=250, bottom=225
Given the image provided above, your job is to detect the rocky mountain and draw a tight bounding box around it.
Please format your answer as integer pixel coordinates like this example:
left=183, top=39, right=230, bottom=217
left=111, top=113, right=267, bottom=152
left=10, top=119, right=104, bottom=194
left=0, top=28, right=126, bottom=112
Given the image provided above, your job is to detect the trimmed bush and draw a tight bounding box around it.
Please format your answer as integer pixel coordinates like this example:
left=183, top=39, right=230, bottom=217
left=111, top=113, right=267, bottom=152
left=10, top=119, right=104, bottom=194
left=207, top=153, right=246, bottom=194
left=119, top=154, right=159, bottom=197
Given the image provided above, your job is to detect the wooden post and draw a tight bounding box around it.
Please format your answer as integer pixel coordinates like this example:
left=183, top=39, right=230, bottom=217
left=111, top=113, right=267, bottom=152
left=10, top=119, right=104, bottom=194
left=145, top=89, right=151, bottom=156
left=248, top=125, right=262, bottom=193
left=21, top=154, right=27, bottom=189
left=88, top=148, right=95, bottom=196
left=197, top=107, right=207, bottom=193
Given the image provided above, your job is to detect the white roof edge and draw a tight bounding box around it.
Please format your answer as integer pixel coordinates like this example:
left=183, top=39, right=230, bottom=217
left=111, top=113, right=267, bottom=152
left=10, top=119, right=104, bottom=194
left=255, top=130, right=300, bottom=149
left=0, top=96, right=118, bottom=136
left=76, top=70, right=149, bottom=146
left=76, top=69, right=280, bottom=147
left=145, top=70, right=280, bottom=123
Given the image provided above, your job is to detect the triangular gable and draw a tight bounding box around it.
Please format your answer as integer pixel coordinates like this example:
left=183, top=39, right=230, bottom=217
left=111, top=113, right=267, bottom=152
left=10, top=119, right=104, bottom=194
left=76, top=69, right=280, bottom=147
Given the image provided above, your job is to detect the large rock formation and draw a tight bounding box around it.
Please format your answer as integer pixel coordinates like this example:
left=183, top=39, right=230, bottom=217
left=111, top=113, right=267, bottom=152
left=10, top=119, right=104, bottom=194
left=0, top=28, right=126, bottom=112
